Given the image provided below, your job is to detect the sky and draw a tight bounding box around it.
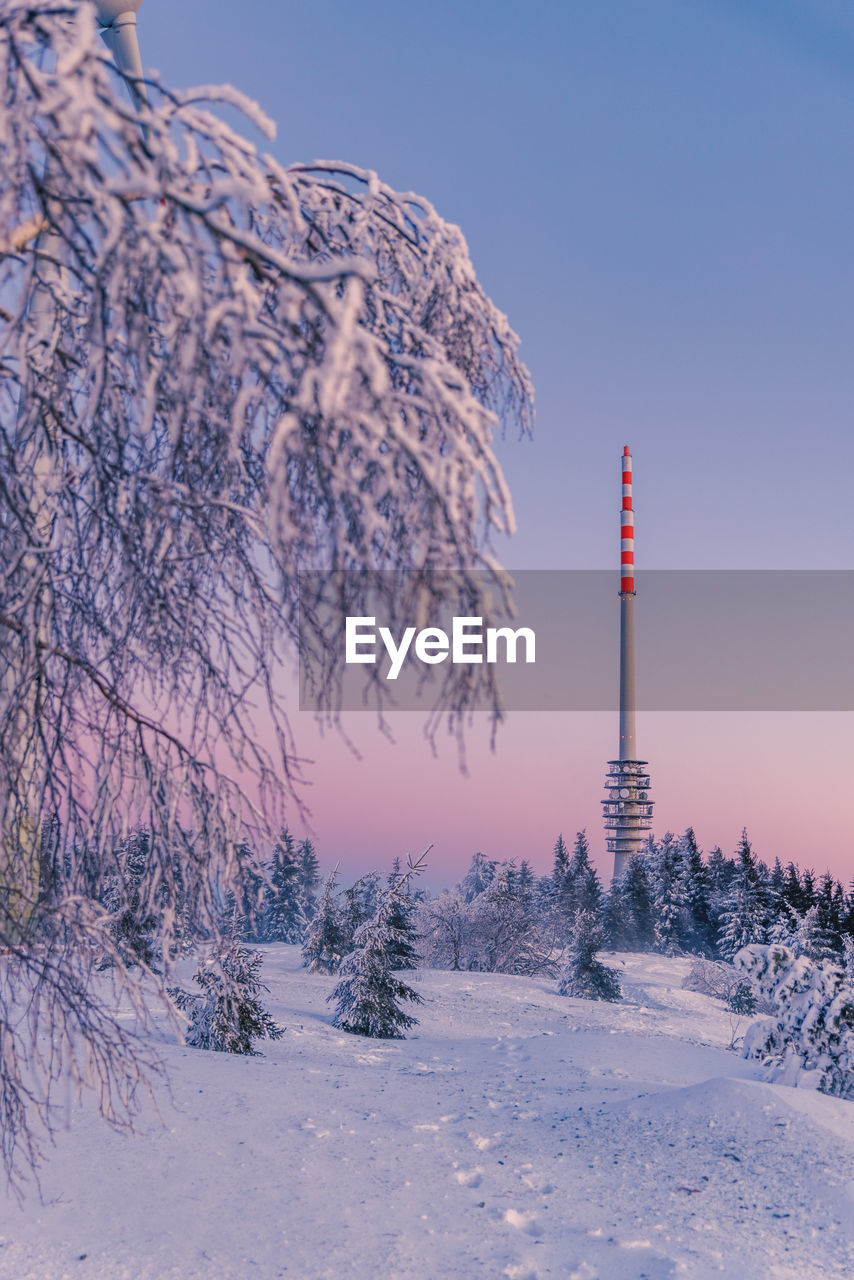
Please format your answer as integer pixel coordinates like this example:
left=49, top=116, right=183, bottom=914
left=134, top=0, right=853, bottom=885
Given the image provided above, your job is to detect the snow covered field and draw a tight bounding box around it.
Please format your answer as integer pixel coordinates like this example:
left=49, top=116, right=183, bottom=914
left=2, top=949, right=853, bottom=1280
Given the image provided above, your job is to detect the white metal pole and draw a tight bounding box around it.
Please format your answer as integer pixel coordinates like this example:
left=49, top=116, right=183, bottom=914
left=95, top=1, right=147, bottom=108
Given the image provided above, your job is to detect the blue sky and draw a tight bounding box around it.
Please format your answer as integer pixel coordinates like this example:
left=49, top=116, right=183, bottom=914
left=132, top=1, right=853, bottom=879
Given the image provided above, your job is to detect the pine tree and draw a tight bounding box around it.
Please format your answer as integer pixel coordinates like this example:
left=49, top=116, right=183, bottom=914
left=102, top=828, right=159, bottom=969
left=801, top=868, right=817, bottom=909
left=781, top=862, right=807, bottom=918
left=516, top=859, right=536, bottom=900
left=842, top=882, right=854, bottom=942
left=460, top=852, right=497, bottom=902
left=297, top=838, right=321, bottom=920
left=769, top=858, right=786, bottom=905
left=843, top=936, right=854, bottom=984
left=329, top=855, right=427, bottom=1038
left=302, top=867, right=346, bottom=974
left=170, top=943, right=284, bottom=1055
left=535, top=873, right=557, bottom=920
left=265, top=828, right=307, bottom=943
left=815, top=873, right=845, bottom=958
left=558, top=909, right=622, bottom=1002
left=649, top=832, right=688, bottom=956
left=718, top=830, right=768, bottom=959
left=387, top=856, right=403, bottom=887
left=552, top=830, right=599, bottom=940
left=551, top=834, right=570, bottom=888
left=680, top=828, right=714, bottom=955
left=707, top=845, right=736, bottom=895
left=339, top=871, right=383, bottom=954
left=738, top=943, right=854, bottom=1099
left=794, top=904, right=839, bottom=963
left=223, top=839, right=267, bottom=942
left=611, top=854, right=655, bottom=951
left=569, top=831, right=602, bottom=915
left=382, top=864, right=420, bottom=971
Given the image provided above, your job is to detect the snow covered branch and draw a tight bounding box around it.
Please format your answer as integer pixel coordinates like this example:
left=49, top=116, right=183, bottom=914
left=0, top=0, right=532, bottom=1178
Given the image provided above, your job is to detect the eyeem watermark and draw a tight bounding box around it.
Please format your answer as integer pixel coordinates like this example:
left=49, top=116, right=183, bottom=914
left=345, top=616, right=536, bottom=680
left=298, top=569, right=854, bottom=711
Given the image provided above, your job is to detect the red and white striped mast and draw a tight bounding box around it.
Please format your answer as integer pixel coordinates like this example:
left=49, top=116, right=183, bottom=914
left=602, top=446, right=654, bottom=879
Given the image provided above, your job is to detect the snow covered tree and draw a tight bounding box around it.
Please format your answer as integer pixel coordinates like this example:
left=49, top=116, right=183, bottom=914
left=223, top=840, right=267, bottom=943
left=170, top=944, right=284, bottom=1055
left=468, top=863, right=558, bottom=975
left=550, top=830, right=600, bottom=941
left=718, top=831, right=768, bottom=959
left=842, top=883, right=854, bottom=941
left=381, top=864, right=420, bottom=971
left=515, top=859, right=536, bottom=900
left=679, top=828, right=714, bottom=955
left=417, top=890, right=471, bottom=971
left=551, top=834, right=570, bottom=889
left=558, top=910, right=622, bottom=1002
left=649, top=832, right=688, bottom=956
left=843, top=936, right=854, bottom=985
left=705, top=844, right=736, bottom=945
left=608, top=853, right=655, bottom=951
left=329, top=854, right=427, bottom=1038
left=339, top=872, right=383, bottom=955
left=297, top=839, right=321, bottom=920
left=569, top=830, right=602, bottom=914
left=460, top=852, right=497, bottom=902
left=264, top=829, right=307, bottom=943
left=302, top=867, right=347, bottom=975
left=736, top=944, right=854, bottom=1099
left=781, top=862, right=808, bottom=918
left=815, top=873, right=845, bottom=958
left=0, top=2, right=531, bottom=1177
left=100, top=827, right=159, bottom=970
left=793, top=904, right=839, bottom=964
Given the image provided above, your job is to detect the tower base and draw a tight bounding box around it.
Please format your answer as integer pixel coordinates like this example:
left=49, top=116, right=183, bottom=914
left=602, top=759, right=653, bottom=882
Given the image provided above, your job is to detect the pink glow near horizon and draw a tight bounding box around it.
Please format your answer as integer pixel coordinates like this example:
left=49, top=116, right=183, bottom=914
left=279, top=708, right=853, bottom=890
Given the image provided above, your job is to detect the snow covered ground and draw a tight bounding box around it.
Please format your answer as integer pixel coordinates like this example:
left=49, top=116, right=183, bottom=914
left=2, top=949, right=853, bottom=1280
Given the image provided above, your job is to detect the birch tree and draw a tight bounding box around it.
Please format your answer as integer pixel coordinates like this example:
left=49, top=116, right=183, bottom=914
left=0, top=0, right=531, bottom=1178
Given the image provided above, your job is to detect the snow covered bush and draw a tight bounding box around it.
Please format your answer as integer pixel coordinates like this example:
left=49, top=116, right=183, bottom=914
left=417, top=865, right=558, bottom=975
left=736, top=944, right=854, bottom=1099
left=170, top=945, right=284, bottom=1055
left=329, top=857, right=425, bottom=1038
left=558, top=910, right=622, bottom=1002
left=468, top=867, right=558, bottom=975
left=417, top=890, right=472, bottom=971
left=681, top=957, right=764, bottom=1015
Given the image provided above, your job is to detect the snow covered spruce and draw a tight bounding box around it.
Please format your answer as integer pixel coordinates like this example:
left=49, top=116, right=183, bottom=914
left=302, top=866, right=347, bottom=975
left=558, top=909, right=622, bottom=1002
left=169, top=943, right=284, bottom=1056
left=328, top=854, right=426, bottom=1039
left=735, top=943, right=854, bottom=1099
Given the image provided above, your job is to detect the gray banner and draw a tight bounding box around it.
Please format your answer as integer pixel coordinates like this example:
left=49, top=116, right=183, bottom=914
left=297, top=570, right=854, bottom=711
